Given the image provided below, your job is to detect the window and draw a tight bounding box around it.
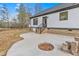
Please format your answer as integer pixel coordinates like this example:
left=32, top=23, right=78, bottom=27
left=60, top=11, right=68, bottom=21
left=33, top=18, right=38, bottom=25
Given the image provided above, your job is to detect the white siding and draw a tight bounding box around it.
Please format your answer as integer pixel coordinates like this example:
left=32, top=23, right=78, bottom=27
left=31, top=7, right=79, bottom=28
left=30, top=17, right=42, bottom=27
left=47, top=7, right=79, bottom=28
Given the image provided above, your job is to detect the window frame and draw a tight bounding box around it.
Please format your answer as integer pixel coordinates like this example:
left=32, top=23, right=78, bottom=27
left=33, top=18, right=38, bottom=25
left=59, top=11, right=68, bottom=21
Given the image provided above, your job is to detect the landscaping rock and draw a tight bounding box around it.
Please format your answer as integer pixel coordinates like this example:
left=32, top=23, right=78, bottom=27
left=71, top=42, right=78, bottom=55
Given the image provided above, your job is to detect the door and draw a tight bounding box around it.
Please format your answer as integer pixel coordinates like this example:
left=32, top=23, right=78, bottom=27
left=42, top=16, right=47, bottom=27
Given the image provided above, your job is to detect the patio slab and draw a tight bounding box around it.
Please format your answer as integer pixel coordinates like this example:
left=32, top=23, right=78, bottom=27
left=7, top=32, right=75, bottom=56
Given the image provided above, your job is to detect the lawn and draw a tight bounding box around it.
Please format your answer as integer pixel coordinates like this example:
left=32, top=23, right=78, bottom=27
left=0, top=28, right=30, bottom=56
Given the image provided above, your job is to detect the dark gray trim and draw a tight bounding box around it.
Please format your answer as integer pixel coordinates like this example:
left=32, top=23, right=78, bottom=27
left=30, top=27, right=79, bottom=30
left=30, top=4, right=79, bottom=18
left=47, top=27, right=79, bottom=30
left=30, top=27, right=43, bottom=28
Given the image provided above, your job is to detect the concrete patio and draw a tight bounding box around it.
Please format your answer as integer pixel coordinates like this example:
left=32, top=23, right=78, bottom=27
left=6, top=32, right=75, bottom=56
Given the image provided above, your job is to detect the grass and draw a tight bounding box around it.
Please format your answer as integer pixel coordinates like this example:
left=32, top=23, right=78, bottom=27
left=0, top=28, right=30, bottom=56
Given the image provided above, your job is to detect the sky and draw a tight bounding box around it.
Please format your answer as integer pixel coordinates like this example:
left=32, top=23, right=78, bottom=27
left=0, top=3, right=59, bottom=19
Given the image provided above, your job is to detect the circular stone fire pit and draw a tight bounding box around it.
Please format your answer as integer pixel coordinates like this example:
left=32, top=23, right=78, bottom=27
left=38, top=43, right=54, bottom=51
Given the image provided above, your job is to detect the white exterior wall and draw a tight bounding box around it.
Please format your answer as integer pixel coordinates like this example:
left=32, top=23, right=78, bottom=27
left=47, top=7, right=79, bottom=28
left=31, top=17, right=42, bottom=27
left=30, top=7, right=79, bottom=28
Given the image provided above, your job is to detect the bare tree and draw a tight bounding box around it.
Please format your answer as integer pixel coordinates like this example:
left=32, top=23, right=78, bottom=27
left=26, top=5, right=32, bottom=27
left=17, top=4, right=31, bottom=28
left=11, top=17, right=17, bottom=28
left=0, top=4, right=9, bottom=28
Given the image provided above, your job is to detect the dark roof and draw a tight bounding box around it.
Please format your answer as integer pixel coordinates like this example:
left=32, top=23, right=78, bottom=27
left=31, top=3, right=79, bottom=18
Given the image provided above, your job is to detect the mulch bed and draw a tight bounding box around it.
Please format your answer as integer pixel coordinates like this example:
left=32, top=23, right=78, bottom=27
left=38, top=43, right=54, bottom=51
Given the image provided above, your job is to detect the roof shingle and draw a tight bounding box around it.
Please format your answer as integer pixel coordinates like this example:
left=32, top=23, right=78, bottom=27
left=31, top=3, right=79, bottom=18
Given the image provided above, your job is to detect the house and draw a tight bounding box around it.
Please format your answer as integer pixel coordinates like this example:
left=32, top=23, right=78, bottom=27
left=29, top=3, right=79, bottom=33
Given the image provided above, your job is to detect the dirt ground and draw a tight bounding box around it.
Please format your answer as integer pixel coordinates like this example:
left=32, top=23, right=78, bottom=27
left=0, top=28, right=30, bottom=56
left=47, top=29, right=79, bottom=37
